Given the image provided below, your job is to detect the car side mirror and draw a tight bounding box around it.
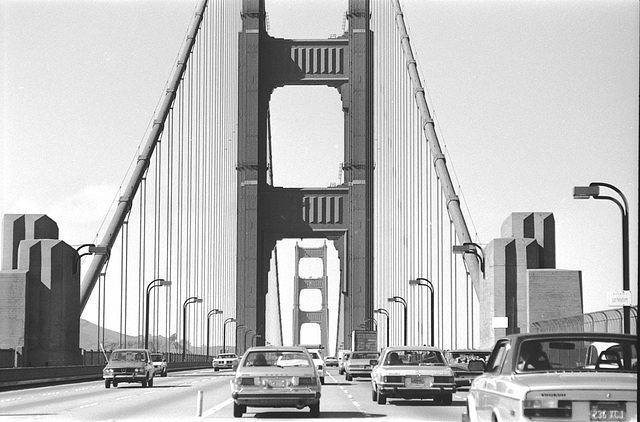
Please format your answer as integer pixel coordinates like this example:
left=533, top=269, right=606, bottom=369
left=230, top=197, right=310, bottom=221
left=467, top=360, right=485, bottom=372
left=370, top=359, right=378, bottom=366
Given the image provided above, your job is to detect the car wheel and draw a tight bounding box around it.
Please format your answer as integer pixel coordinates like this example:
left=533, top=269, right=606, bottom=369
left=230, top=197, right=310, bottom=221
left=371, top=386, right=378, bottom=402
left=320, top=377, right=325, bottom=385
left=148, top=377, right=154, bottom=387
left=162, top=368, right=167, bottom=377
left=338, top=368, right=343, bottom=375
left=309, top=402, right=320, bottom=417
left=141, top=378, right=148, bottom=388
left=345, top=373, right=352, bottom=381
left=112, top=381, right=118, bottom=387
left=105, top=380, right=111, bottom=389
left=377, top=391, right=386, bottom=405
left=214, top=367, right=219, bottom=372
left=233, top=402, right=245, bottom=418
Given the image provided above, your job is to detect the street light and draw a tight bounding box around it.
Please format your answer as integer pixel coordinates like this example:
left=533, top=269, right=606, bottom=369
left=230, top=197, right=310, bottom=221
left=574, top=182, right=631, bottom=334
left=206, top=309, right=223, bottom=359
left=387, top=296, right=408, bottom=346
left=244, top=329, right=253, bottom=352
left=222, top=317, right=236, bottom=353
left=145, top=278, right=171, bottom=350
left=252, top=333, right=262, bottom=347
left=374, top=308, right=390, bottom=347
left=453, top=242, right=485, bottom=278
left=409, top=278, right=435, bottom=346
left=235, top=324, right=246, bottom=354
left=182, top=296, right=203, bottom=361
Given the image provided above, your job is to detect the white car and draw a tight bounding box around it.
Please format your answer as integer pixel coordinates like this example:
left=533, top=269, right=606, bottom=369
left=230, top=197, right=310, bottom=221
left=230, top=346, right=321, bottom=417
left=371, top=346, right=456, bottom=405
left=213, top=353, right=239, bottom=371
left=465, top=332, right=638, bottom=422
left=150, top=352, right=168, bottom=377
left=308, top=350, right=326, bottom=385
left=344, top=351, right=379, bottom=381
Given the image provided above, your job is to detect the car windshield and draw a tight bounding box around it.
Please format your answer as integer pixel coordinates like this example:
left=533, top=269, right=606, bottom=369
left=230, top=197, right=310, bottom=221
left=218, top=354, right=236, bottom=359
left=110, top=351, right=146, bottom=362
left=516, top=337, right=637, bottom=372
left=351, top=352, right=379, bottom=360
left=151, top=353, right=162, bottom=361
left=310, top=352, right=321, bottom=359
left=384, top=350, right=445, bottom=366
left=242, top=351, right=311, bottom=368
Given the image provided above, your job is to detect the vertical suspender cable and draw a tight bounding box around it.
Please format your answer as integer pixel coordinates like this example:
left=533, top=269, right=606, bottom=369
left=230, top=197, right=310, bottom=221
left=80, top=0, right=209, bottom=312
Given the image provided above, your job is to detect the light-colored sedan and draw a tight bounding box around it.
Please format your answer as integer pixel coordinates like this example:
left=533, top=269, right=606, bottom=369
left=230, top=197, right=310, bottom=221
left=370, top=346, right=456, bottom=405
left=344, top=351, right=379, bottom=381
left=230, top=346, right=321, bottom=418
left=102, top=348, right=155, bottom=388
left=213, top=353, right=239, bottom=371
left=466, top=332, right=638, bottom=422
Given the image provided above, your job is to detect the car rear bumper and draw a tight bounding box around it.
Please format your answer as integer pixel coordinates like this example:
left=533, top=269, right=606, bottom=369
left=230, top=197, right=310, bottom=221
left=232, top=391, right=321, bottom=408
left=379, top=385, right=456, bottom=398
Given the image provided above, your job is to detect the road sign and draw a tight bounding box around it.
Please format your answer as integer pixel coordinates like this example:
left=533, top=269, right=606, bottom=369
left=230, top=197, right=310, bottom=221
left=608, top=291, right=632, bottom=307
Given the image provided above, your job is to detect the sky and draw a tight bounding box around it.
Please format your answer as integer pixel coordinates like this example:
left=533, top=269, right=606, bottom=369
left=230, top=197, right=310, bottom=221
left=1, top=0, right=638, bottom=339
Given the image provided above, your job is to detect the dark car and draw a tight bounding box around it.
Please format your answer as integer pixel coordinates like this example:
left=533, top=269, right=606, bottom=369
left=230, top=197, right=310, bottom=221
left=103, top=348, right=155, bottom=388
left=444, top=349, right=491, bottom=388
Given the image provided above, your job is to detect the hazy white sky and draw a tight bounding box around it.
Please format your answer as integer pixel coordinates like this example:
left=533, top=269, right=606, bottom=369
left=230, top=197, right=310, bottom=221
left=2, top=0, right=638, bottom=336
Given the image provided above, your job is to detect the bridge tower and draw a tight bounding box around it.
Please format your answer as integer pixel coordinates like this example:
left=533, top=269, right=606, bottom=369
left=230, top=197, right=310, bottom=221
left=236, top=0, right=373, bottom=350
left=292, top=243, right=329, bottom=348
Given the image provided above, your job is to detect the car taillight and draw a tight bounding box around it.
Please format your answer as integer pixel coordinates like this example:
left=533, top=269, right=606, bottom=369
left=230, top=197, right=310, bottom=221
left=298, top=377, right=316, bottom=385
left=235, top=377, right=256, bottom=386
left=434, top=376, right=454, bottom=383
left=384, top=376, right=403, bottom=383
left=523, top=399, right=572, bottom=418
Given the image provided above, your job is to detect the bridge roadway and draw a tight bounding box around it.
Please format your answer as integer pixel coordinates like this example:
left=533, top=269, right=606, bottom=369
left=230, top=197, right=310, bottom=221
left=0, top=368, right=469, bottom=421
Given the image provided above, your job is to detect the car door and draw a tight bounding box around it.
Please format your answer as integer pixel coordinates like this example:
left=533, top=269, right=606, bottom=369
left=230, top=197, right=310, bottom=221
left=472, top=340, right=510, bottom=422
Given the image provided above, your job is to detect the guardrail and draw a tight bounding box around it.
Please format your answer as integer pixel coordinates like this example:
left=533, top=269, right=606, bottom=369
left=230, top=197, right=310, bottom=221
left=0, top=361, right=213, bottom=391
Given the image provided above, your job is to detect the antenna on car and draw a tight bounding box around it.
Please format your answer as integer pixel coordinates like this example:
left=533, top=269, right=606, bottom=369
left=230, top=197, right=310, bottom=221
left=100, top=343, right=109, bottom=363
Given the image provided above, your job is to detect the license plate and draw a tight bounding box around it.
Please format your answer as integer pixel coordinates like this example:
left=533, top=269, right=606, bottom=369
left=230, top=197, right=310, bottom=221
left=590, top=402, right=626, bottom=421
left=267, top=379, right=285, bottom=388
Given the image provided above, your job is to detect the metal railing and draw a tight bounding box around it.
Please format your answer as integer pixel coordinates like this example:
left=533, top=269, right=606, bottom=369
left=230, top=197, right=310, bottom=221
left=531, top=306, right=638, bottom=335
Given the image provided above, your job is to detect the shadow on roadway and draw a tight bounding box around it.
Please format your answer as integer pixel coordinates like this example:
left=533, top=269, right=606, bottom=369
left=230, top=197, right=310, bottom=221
left=252, top=411, right=385, bottom=418
left=386, top=398, right=466, bottom=407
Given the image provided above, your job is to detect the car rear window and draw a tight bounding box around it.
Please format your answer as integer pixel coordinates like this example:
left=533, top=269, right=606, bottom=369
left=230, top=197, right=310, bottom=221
left=242, top=351, right=311, bottom=368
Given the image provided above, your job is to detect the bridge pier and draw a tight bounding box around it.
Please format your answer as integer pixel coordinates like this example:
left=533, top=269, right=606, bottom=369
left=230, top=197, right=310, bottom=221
left=0, top=214, right=81, bottom=367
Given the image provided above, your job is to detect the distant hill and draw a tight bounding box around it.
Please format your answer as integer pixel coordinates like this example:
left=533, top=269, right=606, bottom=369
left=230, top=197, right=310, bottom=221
left=79, top=319, right=216, bottom=355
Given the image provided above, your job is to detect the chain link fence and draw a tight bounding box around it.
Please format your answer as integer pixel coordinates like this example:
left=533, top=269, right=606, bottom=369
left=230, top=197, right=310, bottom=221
left=531, top=306, right=638, bottom=335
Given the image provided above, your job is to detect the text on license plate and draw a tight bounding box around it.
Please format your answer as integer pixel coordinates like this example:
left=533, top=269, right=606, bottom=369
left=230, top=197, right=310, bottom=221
left=267, top=379, right=286, bottom=388
left=590, top=402, right=626, bottom=421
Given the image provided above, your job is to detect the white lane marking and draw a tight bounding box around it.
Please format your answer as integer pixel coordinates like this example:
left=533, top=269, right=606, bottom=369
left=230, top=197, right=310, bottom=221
left=79, top=403, right=99, bottom=409
left=200, top=397, right=233, bottom=417
left=116, top=395, right=132, bottom=401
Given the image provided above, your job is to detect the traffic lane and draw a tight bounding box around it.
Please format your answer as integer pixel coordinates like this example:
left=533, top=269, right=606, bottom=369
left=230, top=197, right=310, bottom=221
left=326, top=369, right=469, bottom=421
left=0, top=368, right=235, bottom=421
left=203, top=369, right=370, bottom=419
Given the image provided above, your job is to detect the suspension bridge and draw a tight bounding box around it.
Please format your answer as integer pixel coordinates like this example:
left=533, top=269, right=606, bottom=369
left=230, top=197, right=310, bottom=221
left=1, top=0, right=635, bottom=372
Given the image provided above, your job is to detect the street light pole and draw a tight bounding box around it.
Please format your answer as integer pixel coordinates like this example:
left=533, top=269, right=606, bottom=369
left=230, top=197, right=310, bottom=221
left=252, top=334, right=262, bottom=347
left=409, top=278, right=435, bottom=346
left=182, top=297, right=203, bottom=361
left=235, top=324, right=246, bottom=355
left=574, top=182, right=631, bottom=334
left=222, top=317, right=236, bottom=353
left=145, top=278, right=171, bottom=350
left=244, top=329, right=253, bottom=352
left=206, top=309, right=222, bottom=360
left=387, top=296, right=408, bottom=346
left=374, top=308, right=390, bottom=347
left=453, top=243, right=485, bottom=278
